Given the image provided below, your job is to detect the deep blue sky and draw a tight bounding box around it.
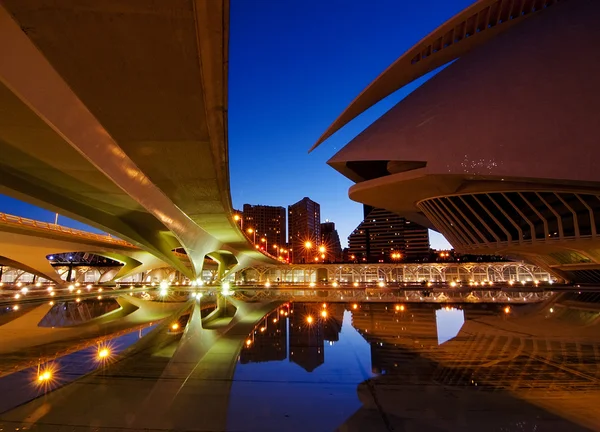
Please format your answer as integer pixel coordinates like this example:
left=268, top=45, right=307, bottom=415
left=0, top=1, right=476, bottom=249
left=228, top=0, right=476, bottom=248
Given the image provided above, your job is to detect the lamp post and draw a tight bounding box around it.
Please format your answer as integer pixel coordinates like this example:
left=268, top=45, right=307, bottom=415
left=233, top=214, right=243, bottom=230
left=261, top=236, right=268, bottom=252
left=304, top=241, right=312, bottom=264
left=319, top=245, right=326, bottom=262
left=247, top=228, right=256, bottom=243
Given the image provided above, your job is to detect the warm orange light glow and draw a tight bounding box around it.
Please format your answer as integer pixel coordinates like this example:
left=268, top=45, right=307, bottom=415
left=322, top=303, right=327, bottom=308
left=280, top=309, right=285, bottom=315
left=234, top=214, right=241, bottom=221
left=306, top=315, right=314, bottom=324
left=352, top=304, right=358, bottom=310
left=504, top=306, right=511, bottom=314
left=246, top=339, right=252, bottom=346
left=247, top=228, right=254, bottom=233
left=395, top=305, right=405, bottom=311
left=37, top=370, right=52, bottom=382
left=319, top=246, right=326, bottom=253
left=321, top=310, right=328, bottom=318
left=304, top=241, right=312, bottom=249
left=98, top=348, right=110, bottom=359
left=171, top=322, right=180, bottom=330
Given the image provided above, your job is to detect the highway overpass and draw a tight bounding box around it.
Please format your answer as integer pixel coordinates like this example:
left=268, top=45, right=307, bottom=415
left=0, top=0, right=278, bottom=281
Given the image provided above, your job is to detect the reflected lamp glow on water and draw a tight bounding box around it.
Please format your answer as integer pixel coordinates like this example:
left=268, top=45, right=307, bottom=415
left=228, top=308, right=374, bottom=432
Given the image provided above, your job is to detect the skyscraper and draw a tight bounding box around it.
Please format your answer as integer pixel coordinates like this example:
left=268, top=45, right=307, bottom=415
left=242, top=204, right=286, bottom=249
left=348, top=206, right=429, bottom=263
left=320, top=221, right=342, bottom=262
left=288, top=197, right=321, bottom=263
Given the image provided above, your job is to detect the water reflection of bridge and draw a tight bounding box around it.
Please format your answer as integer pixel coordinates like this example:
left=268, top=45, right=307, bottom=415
left=0, top=291, right=599, bottom=430
left=234, top=288, right=554, bottom=304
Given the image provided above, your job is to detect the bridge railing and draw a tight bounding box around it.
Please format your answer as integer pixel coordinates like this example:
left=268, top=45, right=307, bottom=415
left=0, top=212, right=135, bottom=247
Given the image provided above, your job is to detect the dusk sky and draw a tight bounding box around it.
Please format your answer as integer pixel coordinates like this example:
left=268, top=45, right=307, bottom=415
left=0, top=0, right=477, bottom=249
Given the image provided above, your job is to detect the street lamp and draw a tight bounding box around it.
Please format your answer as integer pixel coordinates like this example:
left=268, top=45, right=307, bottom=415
left=261, top=236, right=268, bottom=251
left=247, top=228, right=256, bottom=243
left=233, top=214, right=243, bottom=230
left=304, top=241, right=312, bottom=264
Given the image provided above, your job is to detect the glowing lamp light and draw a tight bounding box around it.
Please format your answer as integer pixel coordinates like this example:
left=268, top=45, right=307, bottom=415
left=353, top=282, right=359, bottom=287
left=221, top=281, right=232, bottom=296
left=13, top=305, right=19, bottom=311
left=37, top=370, right=52, bottom=382
left=549, top=307, right=554, bottom=313
left=98, top=347, right=111, bottom=359
left=378, top=281, right=385, bottom=288
left=265, top=281, right=271, bottom=288
left=309, top=282, right=316, bottom=288
left=504, top=306, right=511, bottom=314
left=352, top=304, right=358, bottom=310
left=159, top=280, right=169, bottom=290
left=306, top=315, right=314, bottom=324
left=171, top=322, right=180, bottom=331
left=35, top=282, right=41, bottom=288
left=246, top=339, right=252, bottom=346
left=14, top=294, right=20, bottom=299
left=320, top=310, right=327, bottom=318
left=86, top=284, right=92, bottom=289
left=68, top=285, right=75, bottom=292
left=332, top=281, right=338, bottom=288
left=16, top=282, right=22, bottom=288
left=50, top=292, right=55, bottom=297
left=450, top=281, right=457, bottom=288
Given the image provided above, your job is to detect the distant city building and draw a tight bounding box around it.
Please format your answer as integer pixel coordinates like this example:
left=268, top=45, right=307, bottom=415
left=288, top=197, right=321, bottom=263
left=320, top=221, right=342, bottom=262
left=242, top=204, right=286, bottom=249
left=348, top=206, right=429, bottom=263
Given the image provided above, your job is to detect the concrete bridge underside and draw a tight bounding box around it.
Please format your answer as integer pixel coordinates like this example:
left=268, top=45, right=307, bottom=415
left=0, top=0, right=277, bottom=280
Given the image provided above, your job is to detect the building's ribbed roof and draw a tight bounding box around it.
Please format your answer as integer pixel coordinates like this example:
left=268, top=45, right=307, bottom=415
left=310, top=0, right=561, bottom=152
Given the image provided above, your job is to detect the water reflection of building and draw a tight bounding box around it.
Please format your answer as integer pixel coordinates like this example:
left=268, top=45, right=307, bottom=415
left=323, top=304, right=344, bottom=343
left=289, top=304, right=325, bottom=372
left=350, top=303, right=499, bottom=375
left=240, top=309, right=287, bottom=364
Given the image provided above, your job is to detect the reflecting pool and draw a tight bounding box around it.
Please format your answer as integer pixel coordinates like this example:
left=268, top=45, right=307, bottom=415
left=0, top=291, right=598, bottom=431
